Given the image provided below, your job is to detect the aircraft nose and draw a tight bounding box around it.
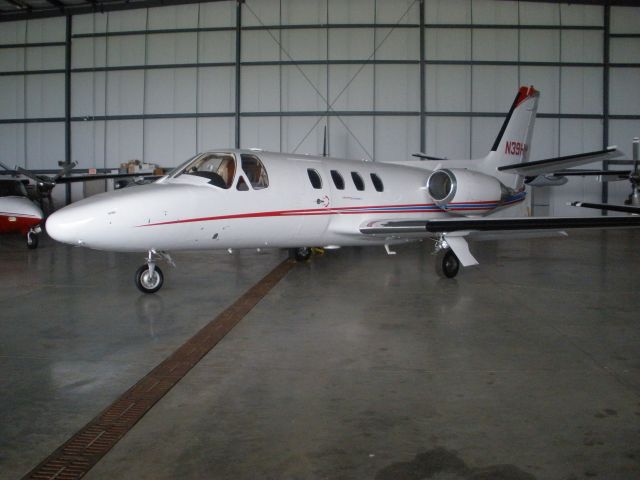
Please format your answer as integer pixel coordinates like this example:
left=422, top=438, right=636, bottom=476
left=46, top=207, right=92, bottom=245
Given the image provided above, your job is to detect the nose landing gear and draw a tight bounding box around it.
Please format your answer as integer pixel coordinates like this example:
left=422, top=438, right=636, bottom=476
left=135, top=250, right=173, bottom=294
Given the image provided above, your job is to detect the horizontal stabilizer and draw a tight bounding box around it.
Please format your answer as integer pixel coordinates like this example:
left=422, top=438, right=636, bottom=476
left=412, top=153, right=448, bottom=161
left=498, top=147, right=622, bottom=176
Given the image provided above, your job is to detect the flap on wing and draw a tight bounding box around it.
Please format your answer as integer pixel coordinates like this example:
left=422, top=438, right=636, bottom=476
left=498, top=146, right=622, bottom=176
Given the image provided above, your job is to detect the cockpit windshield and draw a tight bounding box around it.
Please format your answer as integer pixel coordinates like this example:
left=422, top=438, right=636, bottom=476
left=0, top=179, right=28, bottom=198
left=168, top=153, right=236, bottom=189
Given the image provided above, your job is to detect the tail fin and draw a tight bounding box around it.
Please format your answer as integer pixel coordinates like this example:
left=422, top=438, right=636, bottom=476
left=482, top=86, right=539, bottom=189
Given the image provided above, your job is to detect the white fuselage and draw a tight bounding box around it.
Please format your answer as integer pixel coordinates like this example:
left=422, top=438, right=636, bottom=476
left=46, top=151, right=522, bottom=253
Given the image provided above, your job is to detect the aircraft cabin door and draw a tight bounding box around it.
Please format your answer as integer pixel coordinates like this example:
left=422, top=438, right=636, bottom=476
left=294, top=161, right=332, bottom=242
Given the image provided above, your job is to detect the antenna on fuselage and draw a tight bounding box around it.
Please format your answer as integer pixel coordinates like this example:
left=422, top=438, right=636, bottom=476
left=322, top=125, right=327, bottom=157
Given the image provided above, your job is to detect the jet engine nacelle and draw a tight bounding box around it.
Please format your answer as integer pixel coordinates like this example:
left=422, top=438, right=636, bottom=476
left=426, top=168, right=513, bottom=214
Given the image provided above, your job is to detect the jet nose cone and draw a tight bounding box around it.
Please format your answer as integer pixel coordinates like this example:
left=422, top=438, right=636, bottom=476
left=46, top=207, right=90, bottom=245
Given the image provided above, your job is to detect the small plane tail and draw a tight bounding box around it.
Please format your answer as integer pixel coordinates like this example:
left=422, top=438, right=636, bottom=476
left=481, top=86, right=539, bottom=189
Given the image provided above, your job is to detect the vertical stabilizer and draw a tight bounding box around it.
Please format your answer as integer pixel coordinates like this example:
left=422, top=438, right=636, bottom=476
left=482, top=86, right=539, bottom=189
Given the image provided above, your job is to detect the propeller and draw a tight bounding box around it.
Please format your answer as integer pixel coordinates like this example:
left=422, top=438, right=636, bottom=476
left=14, top=161, right=77, bottom=196
left=625, top=138, right=640, bottom=206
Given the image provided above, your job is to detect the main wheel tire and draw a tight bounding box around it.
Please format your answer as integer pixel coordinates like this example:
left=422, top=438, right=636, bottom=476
left=135, top=265, right=164, bottom=294
left=27, top=232, right=39, bottom=250
left=289, top=247, right=312, bottom=262
left=435, top=249, right=460, bottom=279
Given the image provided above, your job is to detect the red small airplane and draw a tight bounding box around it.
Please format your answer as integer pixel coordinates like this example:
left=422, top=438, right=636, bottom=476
left=0, top=178, right=43, bottom=248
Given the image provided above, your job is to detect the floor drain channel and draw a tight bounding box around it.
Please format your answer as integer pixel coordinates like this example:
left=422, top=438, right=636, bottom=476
left=24, top=259, right=295, bottom=480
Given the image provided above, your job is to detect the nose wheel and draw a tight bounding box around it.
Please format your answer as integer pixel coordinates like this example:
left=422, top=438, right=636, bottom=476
left=135, top=250, right=172, bottom=293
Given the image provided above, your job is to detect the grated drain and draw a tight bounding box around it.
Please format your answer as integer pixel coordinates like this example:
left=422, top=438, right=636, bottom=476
left=24, top=259, right=295, bottom=480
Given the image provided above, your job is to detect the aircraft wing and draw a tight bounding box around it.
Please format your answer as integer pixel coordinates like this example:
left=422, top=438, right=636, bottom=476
left=360, top=215, right=640, bottom=266
left=498, top=146, right=622, bottom=176
left=570, top=201, right=640, bottom=215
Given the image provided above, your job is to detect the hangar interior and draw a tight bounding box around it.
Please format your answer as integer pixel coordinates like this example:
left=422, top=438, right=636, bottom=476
left=1, top=1, right=640, bottom=479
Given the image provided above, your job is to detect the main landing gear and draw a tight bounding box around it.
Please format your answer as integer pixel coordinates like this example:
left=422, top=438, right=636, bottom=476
left=289, top=247, right=312, bottom=262
left=135, top=250, right=173, bottom=294
left=434, top=236, right=460, bottom=279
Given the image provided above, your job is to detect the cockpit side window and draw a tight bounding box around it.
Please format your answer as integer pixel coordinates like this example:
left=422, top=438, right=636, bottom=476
left=240, top=154, right=269, bottom=189
left=182, top=153, right=236, bottom=188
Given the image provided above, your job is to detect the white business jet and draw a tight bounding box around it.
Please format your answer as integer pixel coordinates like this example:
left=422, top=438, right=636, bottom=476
left=46, top=86, right=639, bottom=293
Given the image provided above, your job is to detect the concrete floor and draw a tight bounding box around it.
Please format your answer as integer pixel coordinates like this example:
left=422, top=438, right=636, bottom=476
left=1, top=230, right=639, bottom=479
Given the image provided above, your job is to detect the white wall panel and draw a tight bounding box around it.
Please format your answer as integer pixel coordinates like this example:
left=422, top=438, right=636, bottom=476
left=198, top=67, right=235, bottom=113
left=610, top=38, right=640, bottom=64
left=106, top=10, right=147, bottom=33
left=519, top=66, right=559, bottom=114
left=243, top=0, right=280, bottom=27
left=199, top=1, right=236, bottom=28
left=281, top=0, right=327, bottom=25
left=374, top=116, right=419, bottom=163
left=559, top=119, right=602, bottom=155
left=472, top=29, right=518, bottom=61
left=25, top=123, right=65, bottom=169
left=26, top=46, right=65, bottom=70
left=328, top=65, right=373, bottom=111
left=26, top=17, right=66, bottom=43
left=0, top=124, right=25, bottom=166
left=375, top=28, right=419, bottom=61
left=240, top=117, right=280, bottom=151
left=519, top=2, right=559, bottom=25
left=328, top=29, right=373, bottom=61
left=377, top=0, right=420, bottom=24
left=374, top=64, right=419, bottom=111
left=609, top=120, right=640, bottom=159
left=611, top=7, right=640, bottom=34
left=0, top=76, right=25, bottom=119
left=559, top=4, right=602, bottom=26
left=425, top=65, right=471, bottom=112
left=145, top=68, right=197, bottom=114
left=520, top=30, right=559, bottom=62
left=72, top=37, right=107, bottom=69
left=71, top=72, right=106, bottom=117
left=197, top=117, right=235, bottom=152
left=241, top=66, right=280, bottom=112
left=471, top=116, right=503, bottom=158
left=148, top=5, right=199, bottom=29
left=26, top=74, right=64, bottom=118
left=425, top=29, right=470, bottom=61
left=328, top=0, right=374, bottom=24
left=425, top=0, right=471, bottom=24
left=0, top=21, right=26, bottom=44
left=144, top=118, right=196, bottom=165
left=107, top=36, right=145, bottom=67
left=329, top=116, right=373, bottom=160
left=241, top=30, right=280, bottom=62
left=609, top=68, right=640, bottom=116
left=105, top=120, right=143, bottom=167
left=198, top=31, right=235, bottom=63
left=71, top=120, right=106, bottom=168
left=425, top=117, right=470, bottom=160
left=281, top=65, right=327, bottom=112
left=147, top=33, right=197, bottom=65
left=471, top=66, right=518, bottom=112
left=106, top=70, right=144, bottom=115
left=0, top=49, right=24, bottom=71
left=471, top=0, right=518, bottom=25
left=560, top=67, right=602, bottom=115
left=282, top=116, right=325, bottom=155
left=561, top=31, right=602, bottom=64
left=281, top=29, right=326, bottom=61
left=73, top=13, right=108, bottom=35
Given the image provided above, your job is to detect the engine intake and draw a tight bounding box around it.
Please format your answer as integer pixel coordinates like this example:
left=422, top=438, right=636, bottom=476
left=426, top=168, right=515, bottom=214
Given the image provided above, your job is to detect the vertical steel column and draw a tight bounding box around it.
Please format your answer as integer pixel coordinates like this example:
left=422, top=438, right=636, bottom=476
left=419, top=0, right=425, bottom=153
left=235, top=0, right=242, bottom=148
left=65, top=14, right=72, bottom=205
left=602, top=4, right=610, bottom=211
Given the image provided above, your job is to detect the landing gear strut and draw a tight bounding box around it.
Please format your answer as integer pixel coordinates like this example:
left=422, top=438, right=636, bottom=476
left=135, top=250, right=173, bottom=294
